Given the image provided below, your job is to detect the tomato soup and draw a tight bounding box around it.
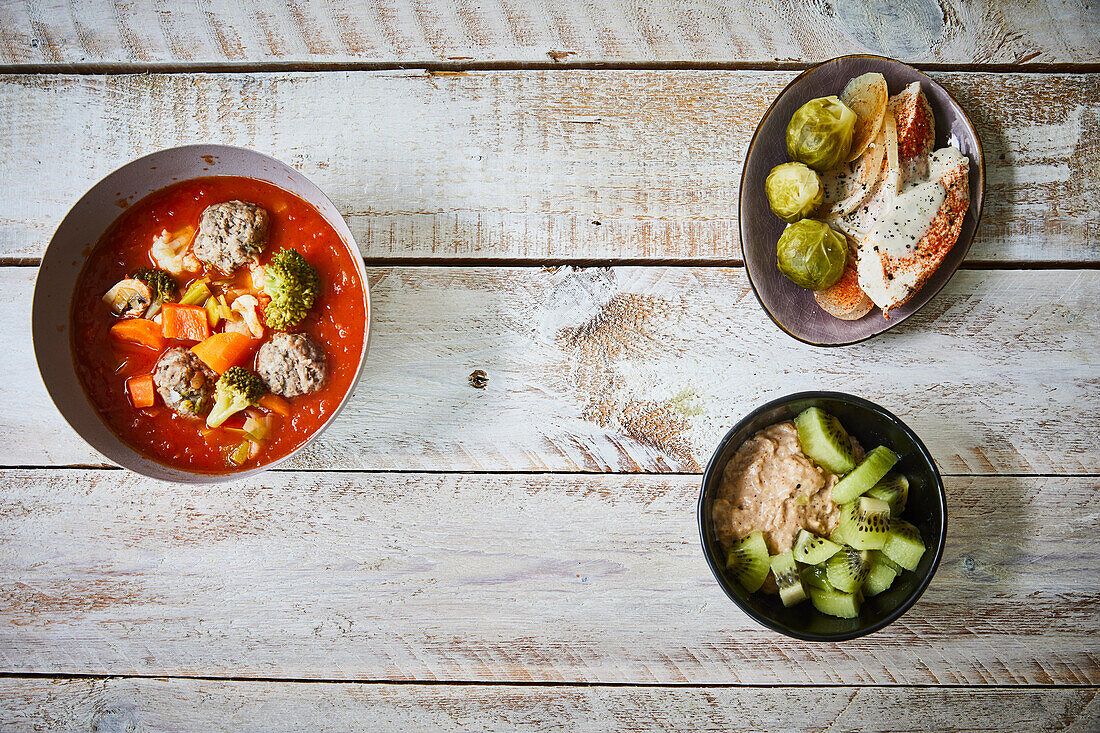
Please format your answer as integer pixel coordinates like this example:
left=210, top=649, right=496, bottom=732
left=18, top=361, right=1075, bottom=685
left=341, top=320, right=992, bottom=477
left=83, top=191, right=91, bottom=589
left=71, top=176, right=367, bottom=474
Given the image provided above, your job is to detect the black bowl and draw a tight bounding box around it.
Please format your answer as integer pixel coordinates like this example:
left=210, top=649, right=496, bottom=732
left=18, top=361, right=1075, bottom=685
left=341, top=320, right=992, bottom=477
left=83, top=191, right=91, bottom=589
left=698, top=391, right=946, bottom=641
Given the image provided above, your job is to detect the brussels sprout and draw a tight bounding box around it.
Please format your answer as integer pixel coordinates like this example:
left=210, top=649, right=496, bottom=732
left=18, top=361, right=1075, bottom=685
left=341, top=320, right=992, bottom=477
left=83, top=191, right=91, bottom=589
left=765, top=162, right=824, bottom=223
left=776, top=220, right=847, bottom=290
left=786, top=96, right=857, bottom=171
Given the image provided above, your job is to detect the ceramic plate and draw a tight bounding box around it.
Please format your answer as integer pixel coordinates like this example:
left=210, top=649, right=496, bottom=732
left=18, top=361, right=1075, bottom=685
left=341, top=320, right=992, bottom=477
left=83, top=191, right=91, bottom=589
left=739, top=55, right=985, bottom=346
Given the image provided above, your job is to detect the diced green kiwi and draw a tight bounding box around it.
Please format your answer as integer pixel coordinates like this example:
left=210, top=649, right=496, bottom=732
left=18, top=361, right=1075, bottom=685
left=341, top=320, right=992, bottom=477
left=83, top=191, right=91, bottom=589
left=769, top=550, right=807, bottom=607
left=794, top=407, right=856, bottom=475
left=828, top=522, right=852, bottom=548
left=831, top=445, right=900, bottom=504
left=866, top=472, right=909, bottom=515
left=882, top=519, right=926, bottom=571
left=725, top=530, right=771, bottom=592
left=809, top=586, right=861, bottom=619
left=800, top=562, right=832, bottom=591
left=826, top=547, right=870, bottom=593
left=792, top=528, right=842, bottom=564
left=862, top=551, right=899, bottom=596
left=878, top=553, right=904, bottom=573
left=837, top=496, right=891, bottom=550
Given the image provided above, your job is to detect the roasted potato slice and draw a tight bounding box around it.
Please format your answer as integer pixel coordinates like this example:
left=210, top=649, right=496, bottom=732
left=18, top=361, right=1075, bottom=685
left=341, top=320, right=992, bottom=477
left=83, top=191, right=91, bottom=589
left=815, top=237, right=874, bottom=320
left=820, top=128, right=886, bottom=217
left=841, top=73, right=888, bottom=162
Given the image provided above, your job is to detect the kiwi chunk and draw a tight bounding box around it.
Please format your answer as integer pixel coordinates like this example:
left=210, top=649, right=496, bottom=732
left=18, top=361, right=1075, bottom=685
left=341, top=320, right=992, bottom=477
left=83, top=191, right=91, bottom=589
left=826, top=547, right=870, bottom=593
left=837, top=496, right=891, bottom=550
left=800, top=562, right=832, bottom=590
left=793, top=528, right=842, bottom=564
left=831, top=445, right=900, bottom=504
left=725, top=530, right=771, bottom=592
left=828, top=522, right=852, bottom=548
left=862, top=551, right=899, bottom=596
left=809, top=586, right=861, bottom=618
left=878, top=553, right=903, bottom=573
left=882, top=519, right=925, bottom=571
left=769, top=550, right=807, bottom=607
left=794, top=407, right=856, bottom=475
left=866, top=472, right=909, bottom=515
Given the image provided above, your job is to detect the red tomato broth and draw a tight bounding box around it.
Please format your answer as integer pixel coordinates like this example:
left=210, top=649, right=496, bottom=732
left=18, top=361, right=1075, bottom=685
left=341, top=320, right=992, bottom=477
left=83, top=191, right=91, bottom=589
left=71, top=176, right=367, bottom=473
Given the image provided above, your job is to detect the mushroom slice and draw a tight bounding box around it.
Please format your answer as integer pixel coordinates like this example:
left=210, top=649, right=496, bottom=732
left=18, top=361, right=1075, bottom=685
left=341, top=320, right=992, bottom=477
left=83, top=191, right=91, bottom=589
left=842, top=73, right=888, bottom=162
left=102, top=278, right=153, bottom=317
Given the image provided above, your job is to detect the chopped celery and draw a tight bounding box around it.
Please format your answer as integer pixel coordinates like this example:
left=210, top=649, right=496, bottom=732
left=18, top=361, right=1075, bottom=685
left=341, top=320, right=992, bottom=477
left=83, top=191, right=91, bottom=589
left=180, top=280, right=212, bottom=306
left=205, top=296, right=221, bottom=327
left=228, top=441, right=250, bottom=466
left=242, top=414, right=272, bottom=442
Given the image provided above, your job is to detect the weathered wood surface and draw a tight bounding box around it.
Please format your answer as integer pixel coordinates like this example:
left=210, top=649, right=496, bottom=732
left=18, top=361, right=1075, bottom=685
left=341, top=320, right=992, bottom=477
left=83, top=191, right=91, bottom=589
left=1, top=71, right=1096, bottom=262
left=0, top=470, right=1096, bottom=684
left=2, top=267, right=1096, bottom=473
left=1, top=0, right=1096, bottom=67
left=0, top=679, right=1096, bottom=733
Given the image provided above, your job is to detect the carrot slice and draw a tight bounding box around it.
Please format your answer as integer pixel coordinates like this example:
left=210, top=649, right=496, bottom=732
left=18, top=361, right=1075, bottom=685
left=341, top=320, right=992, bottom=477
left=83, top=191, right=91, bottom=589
left=126, top=374, right=157, bottom=408
left=258, top=393, right=291, bottom=416
left=109, top=318, right=166, bottom=351
left=191, top=331, right=253, bottom=374
left=162, top=303, right=211, bottom=342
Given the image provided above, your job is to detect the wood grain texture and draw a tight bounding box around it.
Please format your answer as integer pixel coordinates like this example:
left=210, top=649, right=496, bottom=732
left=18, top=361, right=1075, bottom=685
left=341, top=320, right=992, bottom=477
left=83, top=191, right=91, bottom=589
left=0, top=71, right=1096, bottom=262
left=2, top=266, right=1096, bottom=473
left=0, top=470, right=1096, bottom=684
left=0, top=679, right=1096, bottom=733
left=0, top=0, right=1096, bottom=67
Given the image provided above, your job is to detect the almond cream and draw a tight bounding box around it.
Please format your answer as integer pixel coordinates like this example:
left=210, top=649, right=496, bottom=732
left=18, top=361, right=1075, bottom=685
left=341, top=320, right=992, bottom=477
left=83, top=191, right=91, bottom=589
left=712, top=421, right=858, bottom=555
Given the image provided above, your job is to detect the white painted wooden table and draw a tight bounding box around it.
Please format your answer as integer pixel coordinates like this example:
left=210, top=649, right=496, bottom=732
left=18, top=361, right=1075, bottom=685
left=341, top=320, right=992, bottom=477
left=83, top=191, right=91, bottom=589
left=1, top=2, right=1098, bottom=731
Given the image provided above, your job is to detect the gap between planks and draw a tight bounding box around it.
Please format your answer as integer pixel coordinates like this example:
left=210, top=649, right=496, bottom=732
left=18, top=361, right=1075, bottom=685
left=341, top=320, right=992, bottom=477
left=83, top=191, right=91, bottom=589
left=0, top=61, right=1099, bottom=76
left=0, top=672, right=1094, bottom=690
left=3, top=259, right=1100, bottom=269
left=0, top=465, right=1097, bottom=478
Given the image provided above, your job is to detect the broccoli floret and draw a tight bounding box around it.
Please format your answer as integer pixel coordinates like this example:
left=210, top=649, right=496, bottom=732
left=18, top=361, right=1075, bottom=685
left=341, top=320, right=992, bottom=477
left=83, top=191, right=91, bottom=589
left=206, top=366, right=266, bottom=428
left=262, top=248, right=320, bottom=331
left=132, top=267, right=179, bottom=305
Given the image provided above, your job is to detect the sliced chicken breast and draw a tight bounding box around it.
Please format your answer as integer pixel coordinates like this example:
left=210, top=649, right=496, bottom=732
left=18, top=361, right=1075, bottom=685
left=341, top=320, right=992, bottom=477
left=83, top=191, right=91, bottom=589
left=856, top=146, right=969, bottom=315
left=889, top=81, right=935, bottom=162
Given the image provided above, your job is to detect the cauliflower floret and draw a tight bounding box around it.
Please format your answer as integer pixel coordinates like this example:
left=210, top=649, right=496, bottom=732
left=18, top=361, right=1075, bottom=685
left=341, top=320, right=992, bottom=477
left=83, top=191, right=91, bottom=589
left=249, top=263, right=266, bottom=290
left=228, top=294, right=265, bottom=339
left=151, top=227, right=201, bottom=276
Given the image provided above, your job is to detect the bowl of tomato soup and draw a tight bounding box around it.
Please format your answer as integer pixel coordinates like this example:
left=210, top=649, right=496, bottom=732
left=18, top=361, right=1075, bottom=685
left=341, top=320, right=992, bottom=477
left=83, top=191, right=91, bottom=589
left=33, top=145, right=370, bottom=482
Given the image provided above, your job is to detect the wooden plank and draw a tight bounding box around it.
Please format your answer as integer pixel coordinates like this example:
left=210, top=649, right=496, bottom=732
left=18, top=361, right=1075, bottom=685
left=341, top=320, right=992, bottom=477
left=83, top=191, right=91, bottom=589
left=2, top=266, right=1097, bottom=474
left=0, top=679, right=1096, bottom=733
left=0, top=71, right=1096, bottom=262
left=1, top=1, right=1096, bottom=67
left=0, top=470, right=1096, bottom=684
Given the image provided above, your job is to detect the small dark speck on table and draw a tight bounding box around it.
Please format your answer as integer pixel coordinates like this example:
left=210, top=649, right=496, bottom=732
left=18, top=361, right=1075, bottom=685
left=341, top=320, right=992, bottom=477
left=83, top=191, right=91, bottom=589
left=469, top=370, right=488, bottom=389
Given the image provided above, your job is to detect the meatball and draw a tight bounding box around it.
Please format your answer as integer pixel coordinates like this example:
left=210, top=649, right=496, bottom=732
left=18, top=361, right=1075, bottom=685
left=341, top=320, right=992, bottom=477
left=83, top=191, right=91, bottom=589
left=255, top=332, right=328, bottom=397
left=193, top=200, right=269, bottom=273
left=153, top=347, right=217, bottom=417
